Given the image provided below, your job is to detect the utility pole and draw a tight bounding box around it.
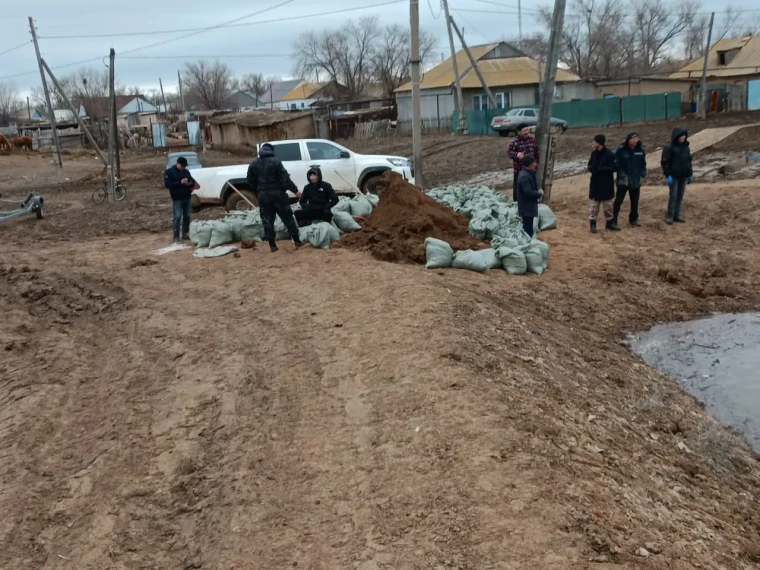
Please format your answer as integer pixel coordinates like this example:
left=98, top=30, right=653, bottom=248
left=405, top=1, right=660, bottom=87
left=442, top=0, right=467, bottom=134
left=450, top=17, right=497, bottom=109
left=411, top=0, right=423, bottom=188
left=535, top=0, right=567, bottom=203
left=518, top=0, right=523, bottom=42
left=159, top=77, right=169, bottom=121
left=699, top=12, right=715, bottom=119
left=178, top=70, right=186, bottom=112
left=108, top=48, right=117, bottom=193
left=29, top=16, right=62, bottom=169
left=110, top=49, right=121, bottom=179
left=27, top=96, right=31, bottom=120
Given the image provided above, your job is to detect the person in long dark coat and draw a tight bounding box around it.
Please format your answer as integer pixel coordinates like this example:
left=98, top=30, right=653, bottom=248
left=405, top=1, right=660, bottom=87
left=587, top=134, right=620, bottom=233
left=515, top=154, right=543, bottom=237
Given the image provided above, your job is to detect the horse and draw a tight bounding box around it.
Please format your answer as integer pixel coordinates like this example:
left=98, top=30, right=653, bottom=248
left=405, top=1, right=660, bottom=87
left=12, top=137, right=33, bottom=151
left=0, top=134, right=11, bottom=150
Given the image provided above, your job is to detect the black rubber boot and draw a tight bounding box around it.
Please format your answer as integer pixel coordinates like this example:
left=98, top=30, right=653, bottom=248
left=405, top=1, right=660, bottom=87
left=674, top=217, right=686, bottom=223
left=173, top=232, right=180, bottom=245
left=590, top=220, right=598, bottom=233
left=666, top=218, right=674, bottom=225
left=181, top=234, right=190, bottom=241
left=630, top=219, right=640, bottom=227
left=294, top=239, right=303, bottom=249
left=269, top=239, right=279, bottom=253
left=606, top=220, right=621, bottom=231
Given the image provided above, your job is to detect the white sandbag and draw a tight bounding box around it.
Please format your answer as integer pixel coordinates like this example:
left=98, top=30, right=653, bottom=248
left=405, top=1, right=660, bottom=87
left=498, top=247, right=528, bottom=275
left=240, top=213, right=264, bottom=242
left=349, top=194, right=373, bottom=217
left=537, top=204, right=558, bottom=231
left=425, top=238, right=454, bottom=269
left=332, top=210, right=361, bottom=232
left=365, top=192, right=380, bottom=207
left=209, top=220, right=235, bottom=248
left=451, top=250, right=490, bottom=272
left=223, top=216, right=245, bottom=241
left=333, top=196, right=352, bottom=212
left=299, top=222, right=340, bottom=249
left=188, top=220, right=203, bottom=245
left=193, top=245, right=239, bottom=258
left=478, top=248, right=502, bottom=269
left=521, top=242, right=547, bottom=275
left=532, top=238, right=550, bottom=268
left=195, top=222, right=213, bottom=248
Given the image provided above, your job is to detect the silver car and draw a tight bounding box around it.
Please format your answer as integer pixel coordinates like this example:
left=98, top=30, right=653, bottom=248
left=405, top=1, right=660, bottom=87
left=166, top=151, right=203, bottom=171
left=490, top=108, right=568, bottom=137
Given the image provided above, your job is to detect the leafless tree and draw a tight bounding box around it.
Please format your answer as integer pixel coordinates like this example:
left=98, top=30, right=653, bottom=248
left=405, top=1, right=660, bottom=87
left=0, top=82, right=23, bottom=126
left=183, top=60, right=236, bottom=110
left=240, top=73, right=269, bottom=105
left=294, top=18, right=437, bottom=99
left=632, top=0, right=698, bottom=73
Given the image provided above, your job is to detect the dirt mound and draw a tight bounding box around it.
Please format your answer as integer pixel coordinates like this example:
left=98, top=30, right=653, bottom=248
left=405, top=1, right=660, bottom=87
left=341, top=171, right=483, bottom=263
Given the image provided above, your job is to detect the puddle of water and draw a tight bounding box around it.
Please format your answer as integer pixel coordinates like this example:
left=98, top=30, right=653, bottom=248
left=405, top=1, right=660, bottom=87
left=629, top=312, right=760, bottom=453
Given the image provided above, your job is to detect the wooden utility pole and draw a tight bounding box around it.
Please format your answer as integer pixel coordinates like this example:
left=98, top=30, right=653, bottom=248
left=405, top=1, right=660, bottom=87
left=535, top=0, right=567, bottom=202
left=159, top=77, right=169, bottom=121
left=177, top=70, right=185, bottom=112
left=107, top=48, right=117, bottom=194
left=26, top=96, right=31, bottom=120
left=110, top=49, right=121, bottom=179
left=699, top=12, right=715, bottom=119
left=411, top=0, right=424, bottom=188
left=41, top=59, right=108, bottom=168
left=518, top=0, right=523, bottom=41
left=29, top=16, right=62, bottom=169
left=442, top=0, right=467, bottom=134
left=450, top=17, right=497, bottom=109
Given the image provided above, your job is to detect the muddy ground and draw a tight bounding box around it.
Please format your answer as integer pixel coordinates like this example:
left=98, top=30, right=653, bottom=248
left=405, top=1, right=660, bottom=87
left=2, top=137, right=760, bottom=570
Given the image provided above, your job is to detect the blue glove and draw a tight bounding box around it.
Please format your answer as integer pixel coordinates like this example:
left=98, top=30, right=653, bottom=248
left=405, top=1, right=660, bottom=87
left=666, top=175, right=673, bottom=186
left=688, top=176, right=693, bottom=184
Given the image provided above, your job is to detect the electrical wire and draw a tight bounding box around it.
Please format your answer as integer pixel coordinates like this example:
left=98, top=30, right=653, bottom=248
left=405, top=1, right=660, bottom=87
left=37, top=0, right=406, bottom=39
left=119, top=54, right=294, bottom=59
left=449, top=8, right=491, bottom=42
left=473, top=0, right=540, bottom=13
left=428, top=0, right=443, bottom=19
left=0, top=41, right=30, bottom=57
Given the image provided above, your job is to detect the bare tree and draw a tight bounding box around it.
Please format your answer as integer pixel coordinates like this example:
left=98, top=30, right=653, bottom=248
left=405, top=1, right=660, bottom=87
left=183, top=60, right=236, bottom=110
left=632, top=0, right=698, bottom=73
left=0, top=81, right=23, bottom=126
left=240, top=72, right=269, bottom=105
left=372, top=24, right=436, bottom=96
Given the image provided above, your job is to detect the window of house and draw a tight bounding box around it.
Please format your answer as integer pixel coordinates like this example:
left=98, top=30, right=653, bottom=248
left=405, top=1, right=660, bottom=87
left=496, top=92, right=511, bottom=109
left=271, top=142, right=302, bottom=161
left=473, top=94, right=488, bottom=110
left=718, top=51, right=727, bottom=65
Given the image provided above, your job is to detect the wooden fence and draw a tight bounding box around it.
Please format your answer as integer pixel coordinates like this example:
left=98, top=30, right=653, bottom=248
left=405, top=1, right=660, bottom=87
left=351, top=118, right=451, bottom=139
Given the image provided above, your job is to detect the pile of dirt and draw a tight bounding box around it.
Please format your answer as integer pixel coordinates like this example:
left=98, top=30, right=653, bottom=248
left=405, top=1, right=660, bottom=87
left=341, top=171, right=484, bottom=263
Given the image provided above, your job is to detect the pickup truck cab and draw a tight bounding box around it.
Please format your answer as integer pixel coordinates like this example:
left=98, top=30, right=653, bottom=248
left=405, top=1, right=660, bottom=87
left=191, top=138, right=415, bottom=211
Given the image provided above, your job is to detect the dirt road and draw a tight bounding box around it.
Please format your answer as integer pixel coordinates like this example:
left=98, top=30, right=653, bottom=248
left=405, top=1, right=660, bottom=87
left=2, top=151, right=760, bottom=569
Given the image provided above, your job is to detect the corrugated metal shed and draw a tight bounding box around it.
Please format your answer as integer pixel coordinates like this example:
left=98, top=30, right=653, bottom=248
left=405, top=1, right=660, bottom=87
left=671, top=36, right=760, bottom=79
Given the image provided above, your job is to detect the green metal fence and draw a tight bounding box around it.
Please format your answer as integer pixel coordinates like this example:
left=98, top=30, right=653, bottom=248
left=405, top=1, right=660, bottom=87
left=452, top=92, right=682, bottom=135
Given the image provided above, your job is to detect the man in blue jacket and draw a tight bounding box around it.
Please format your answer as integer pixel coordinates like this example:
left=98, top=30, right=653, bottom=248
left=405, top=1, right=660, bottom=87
left=613, top=132, right=647, bottom=227
left=163, top=156, right=195, bottom=244
left=660, top=128, right=693, bottom=224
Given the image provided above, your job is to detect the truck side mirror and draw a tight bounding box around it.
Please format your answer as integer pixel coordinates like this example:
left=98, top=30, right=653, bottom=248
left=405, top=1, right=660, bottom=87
left=339, top=151, right=350, bottom=159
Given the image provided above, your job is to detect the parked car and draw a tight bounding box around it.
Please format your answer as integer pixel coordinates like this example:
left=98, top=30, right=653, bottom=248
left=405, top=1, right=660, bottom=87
left=190, top=138, right=415, bottom=211
left=166, top=151, right=202, bottom=171
left=490, top=108, right=568, bottom=136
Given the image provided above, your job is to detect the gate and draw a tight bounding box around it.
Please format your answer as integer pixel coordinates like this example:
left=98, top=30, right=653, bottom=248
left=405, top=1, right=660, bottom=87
left=151, top=123, right=167, bottom=148
left=187, top=120, right=201, bottom=145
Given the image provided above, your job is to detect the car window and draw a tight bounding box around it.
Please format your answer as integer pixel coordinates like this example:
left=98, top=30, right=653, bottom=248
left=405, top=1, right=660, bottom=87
left=506, top=109, right=521, bottom=116
left=271, top=142, right=302, bottom=161
left=523, top=110, right=536, bottom=117
left=306, top=141, right=343, bottom=160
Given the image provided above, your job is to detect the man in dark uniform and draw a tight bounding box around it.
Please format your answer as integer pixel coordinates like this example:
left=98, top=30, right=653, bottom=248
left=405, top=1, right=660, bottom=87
left=660, top=128, right=693, bottom=224
left=164, top=156, right=196, bottom=244
left=296, top=166, right=339, bottom=226
left=246, top=143, right=303, bottom=252
left=588, top=134, right=620, bottom=233
left=613, top=131, right=647, bottom=227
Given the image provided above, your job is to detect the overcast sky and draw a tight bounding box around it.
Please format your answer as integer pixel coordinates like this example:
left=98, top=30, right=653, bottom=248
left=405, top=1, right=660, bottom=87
left=1, top=0, right=756, bottom=97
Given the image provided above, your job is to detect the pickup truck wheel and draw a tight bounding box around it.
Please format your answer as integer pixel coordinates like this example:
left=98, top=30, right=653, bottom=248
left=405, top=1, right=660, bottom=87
left=498, top=130, right=510, bottom=137
left=361, top=174, right=385, bottom=196
left=224, top=188, right=258, bottom=212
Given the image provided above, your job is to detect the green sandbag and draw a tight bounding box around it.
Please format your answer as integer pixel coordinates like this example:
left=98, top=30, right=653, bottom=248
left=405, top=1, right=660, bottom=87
left=498, top=247, right=528, bottom=275
left=425, top=238, right=454, bottom=269
left=349, top=195, right=373, bottom=217
left=209, top=220, right=235, bottom=248
left=520, top=242, right=547, bottom=275
left=240, top=212, right=264, bottom=242
left=532, top=238, right=550, bottom=268
left=332, top=210, right=361, bottom=232
left=538, top=204, right=558, bottom=231
left=333, top=197, right=352, bottom=212
left=452, top=250, right=489, bottom=272
left=365, top=193, right=380, bottom=207
left=188, top=220, right=202, bottom=245
left=223, top=216, right=245, bottom=241
left=193, top=245, right=239, bottom=258
left=195, top=222, right=213, bottom=248
left=299, top=222, right=340, bottom=249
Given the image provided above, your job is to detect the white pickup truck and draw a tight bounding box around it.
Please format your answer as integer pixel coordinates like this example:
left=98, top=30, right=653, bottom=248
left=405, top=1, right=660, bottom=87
left=191, top=138, right=415, bottom=211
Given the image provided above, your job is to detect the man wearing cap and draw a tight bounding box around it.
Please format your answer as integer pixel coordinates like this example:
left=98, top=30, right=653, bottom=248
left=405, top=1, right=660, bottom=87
left=613, top=132, right=647, bottom=227
left=507, top=124, right=539, bottom=200
left=164, top=156, right=196, bottom=243
left=587, top=134, right=620, bottom=233
left=246, top=143, right=303, bottom=252
left=515, top=154, right=543, bottom=237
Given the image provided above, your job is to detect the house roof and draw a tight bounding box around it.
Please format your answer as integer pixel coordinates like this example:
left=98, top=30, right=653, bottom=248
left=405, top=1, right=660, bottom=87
left=595, top=76, right=696, bottom=86
left=260, top=80, right=305, bottom=105
left=395, top=43, right=580, bottom=92
left=82, top=95, right=148, bottom=118
left=281, top=82, right=324, bottom=101
left=209, top=109, right=313, bottom=127
left=671, top=36, right=760, bottom=79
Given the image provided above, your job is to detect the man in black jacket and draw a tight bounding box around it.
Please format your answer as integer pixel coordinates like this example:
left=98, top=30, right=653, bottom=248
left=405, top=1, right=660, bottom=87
left=246, top=143, right=303, bottom=252
left=515, top=154, right=543, bottom=237
left=164, top=156, right=196, bottom=243
left=660, top=128, right=693, bottom=224
left=613, top=132, right=647, bottom=227
left=295, top=167, right=339, bottom=226
left=588, top=134, right=620, bottom=233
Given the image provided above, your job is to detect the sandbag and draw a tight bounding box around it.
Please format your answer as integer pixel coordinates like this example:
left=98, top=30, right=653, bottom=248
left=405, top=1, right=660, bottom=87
left=193, top=245, right=239, bottom=258
left=240, top=213, right=264, bottom=242
left=349, top=194, right=373, bottom=217
left=223, top=216, right=245, bottom=241
left=365, top=192, right=380, bottom=207
left=195, top=222, right=213, bottom=248
left=451, top=250, right=490, bottom=272
left=498, top=247, right=528, bottom=275
left=299, top=222, right=340, bottom=249
left=521, top=242, right=547, bottom=275
left=478, top=248, right=502, bottom=269
left=333, top=196, right=352, bottom=213
left=425, top=238, right=454, bottom=269
left=188, top=220, right=203, bottom=245
left=209, top=220, right=235, bottom=248
left=537, top=204, right=558, bottom=231
left=532, top=239, right=550, bottom=268
left=332, top=210, right=361, bottom=232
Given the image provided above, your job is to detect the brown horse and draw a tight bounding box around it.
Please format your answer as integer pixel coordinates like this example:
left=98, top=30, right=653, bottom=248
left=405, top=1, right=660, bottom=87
left=12, top=136, right=33, bottom=151
left=0, top=134, right=11, bottom=150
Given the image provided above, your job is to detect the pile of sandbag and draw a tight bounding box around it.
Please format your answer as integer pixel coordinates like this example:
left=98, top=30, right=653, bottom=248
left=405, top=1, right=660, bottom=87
left=423, top=184, right=556, bottom=275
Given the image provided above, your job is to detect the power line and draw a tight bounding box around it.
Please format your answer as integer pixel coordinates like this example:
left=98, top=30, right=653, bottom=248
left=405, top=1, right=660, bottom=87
left=38, top=0, right=406, bottom=40
left=428, top=0, right=443, bottom=19
left=0, top=40, right=30, bottom=57
left=449, top=8, right=491, bottom=42
left=473, top=0, right=540, bottom=13
left=120, top=54, right=294, bottom=59
left=0, top=55, right=106, bottom=81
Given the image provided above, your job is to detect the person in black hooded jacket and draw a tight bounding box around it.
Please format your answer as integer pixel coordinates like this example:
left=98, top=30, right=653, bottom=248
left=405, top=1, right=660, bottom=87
left=246, top=143, right=303, bottom=252
left=295, top=167, right=339, bottom=226
left=587, top=134, right=620, bottom=233
left=660, top=127, right=692, bottom=224
left=613, top=131, right=647, bottom=227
